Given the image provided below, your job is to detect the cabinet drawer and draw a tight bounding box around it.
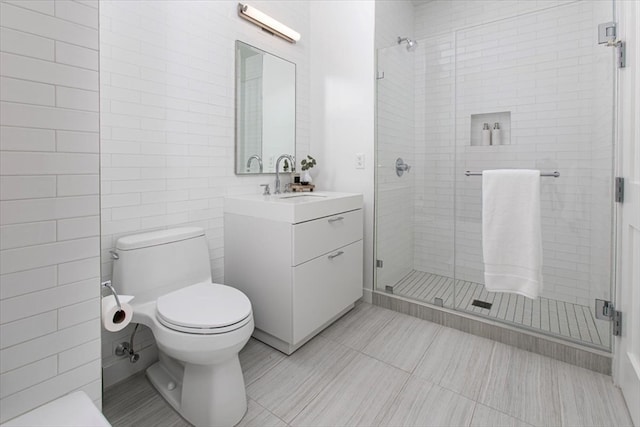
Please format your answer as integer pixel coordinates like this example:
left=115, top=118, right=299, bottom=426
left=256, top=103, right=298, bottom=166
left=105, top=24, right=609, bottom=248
left=292, top=209, right=362, bottom=265
left=292, top=240, right=363, bottom=344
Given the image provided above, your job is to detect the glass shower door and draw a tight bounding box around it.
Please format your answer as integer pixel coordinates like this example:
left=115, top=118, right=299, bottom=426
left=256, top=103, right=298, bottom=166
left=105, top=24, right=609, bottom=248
left=453, top=2, right=616, bottom=350
left=375, top=34, right=457, bottom=309
left=375, top=44, right=416, bottom=295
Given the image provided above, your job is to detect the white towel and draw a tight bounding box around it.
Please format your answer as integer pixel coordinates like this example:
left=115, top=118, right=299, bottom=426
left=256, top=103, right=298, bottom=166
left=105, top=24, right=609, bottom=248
left=482, top=169, right=543, bottom=299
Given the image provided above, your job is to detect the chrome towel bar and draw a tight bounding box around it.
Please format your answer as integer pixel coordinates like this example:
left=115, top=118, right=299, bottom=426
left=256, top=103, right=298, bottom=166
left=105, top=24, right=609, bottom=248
left=465, top=170, right=560, bottom=177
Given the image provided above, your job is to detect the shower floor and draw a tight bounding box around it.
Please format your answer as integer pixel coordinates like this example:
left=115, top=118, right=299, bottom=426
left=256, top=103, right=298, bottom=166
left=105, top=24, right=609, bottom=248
left=387, top=270, right=610, bottom=349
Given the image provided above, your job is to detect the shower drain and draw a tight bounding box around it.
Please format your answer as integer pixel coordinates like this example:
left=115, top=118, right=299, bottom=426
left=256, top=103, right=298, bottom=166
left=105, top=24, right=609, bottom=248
left=471, top=299, right=493, bottom=310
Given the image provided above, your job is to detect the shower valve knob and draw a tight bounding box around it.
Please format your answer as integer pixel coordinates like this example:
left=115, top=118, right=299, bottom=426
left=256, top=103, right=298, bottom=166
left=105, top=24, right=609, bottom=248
left=395, top=158, right=411, bottom=177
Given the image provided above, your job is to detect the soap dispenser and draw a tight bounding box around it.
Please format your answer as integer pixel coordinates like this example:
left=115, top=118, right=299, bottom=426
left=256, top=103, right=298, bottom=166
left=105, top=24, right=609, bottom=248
left=482, top=123, right=492, bottom=146
left=492, top=122, right=501, bottom=146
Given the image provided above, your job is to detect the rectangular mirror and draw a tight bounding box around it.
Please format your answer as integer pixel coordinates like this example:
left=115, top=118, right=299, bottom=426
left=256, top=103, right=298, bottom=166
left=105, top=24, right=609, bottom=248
left=235, top=41, right=296, bottom=174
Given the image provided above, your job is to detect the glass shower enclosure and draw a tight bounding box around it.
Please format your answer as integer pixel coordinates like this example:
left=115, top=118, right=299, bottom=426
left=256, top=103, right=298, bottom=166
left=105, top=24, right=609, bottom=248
left=375, top=1, right=616, bottom=350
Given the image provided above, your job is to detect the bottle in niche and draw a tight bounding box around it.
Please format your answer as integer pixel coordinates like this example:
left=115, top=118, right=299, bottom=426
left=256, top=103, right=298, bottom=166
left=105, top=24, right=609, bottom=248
left=492, top=122, right=501, bottom=146
left=482, top=123, right=492, bottom=146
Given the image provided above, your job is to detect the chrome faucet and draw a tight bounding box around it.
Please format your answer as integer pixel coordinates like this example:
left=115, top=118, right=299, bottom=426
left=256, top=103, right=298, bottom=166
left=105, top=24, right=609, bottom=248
left=246, top=154, right=263, bottom=173
left=274, top=154, right=295, bottom=194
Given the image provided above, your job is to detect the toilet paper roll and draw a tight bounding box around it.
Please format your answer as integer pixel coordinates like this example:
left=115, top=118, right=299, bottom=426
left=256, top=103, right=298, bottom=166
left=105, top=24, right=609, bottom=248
left=102, top=295, right=134, bottom=332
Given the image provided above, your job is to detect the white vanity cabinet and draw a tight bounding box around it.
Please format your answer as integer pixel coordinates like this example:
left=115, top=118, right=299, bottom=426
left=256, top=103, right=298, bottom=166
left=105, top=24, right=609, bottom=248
left=224, top=192, right=363, bottom=354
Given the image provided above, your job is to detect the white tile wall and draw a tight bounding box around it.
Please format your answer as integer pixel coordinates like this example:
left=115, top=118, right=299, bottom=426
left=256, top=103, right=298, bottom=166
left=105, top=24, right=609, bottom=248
left=0, top=1, right=101, bottom=421
left=455, top=1, right=612, bottom=306
left=382, top=0, right=615, bottom=306
left=412, top=33, right=456, bottom=280
left=100, top=0, right=310, bottom=384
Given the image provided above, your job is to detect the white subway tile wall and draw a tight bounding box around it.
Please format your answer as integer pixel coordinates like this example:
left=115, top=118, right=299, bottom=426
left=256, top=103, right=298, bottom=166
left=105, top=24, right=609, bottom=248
left=0, top=1, right=102, bottom=422
left=413, top=32, right=456, bottom=281
left=376, top=0, right=614, bottom=308
left=451, top=1, right=614, bottom=306
left=99, top=0, right=310, bottom=384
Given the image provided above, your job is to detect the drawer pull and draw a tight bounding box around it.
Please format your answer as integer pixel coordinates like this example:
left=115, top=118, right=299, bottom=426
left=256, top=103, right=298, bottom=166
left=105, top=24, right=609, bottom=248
left=328, top=251, right=344, bottom=260
left=328, top=216, right=344, bottom=223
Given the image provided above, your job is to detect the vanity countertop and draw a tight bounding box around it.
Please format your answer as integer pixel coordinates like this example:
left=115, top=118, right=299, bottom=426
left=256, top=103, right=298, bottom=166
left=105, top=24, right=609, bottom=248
left=224, top=191, right=363, bottom=223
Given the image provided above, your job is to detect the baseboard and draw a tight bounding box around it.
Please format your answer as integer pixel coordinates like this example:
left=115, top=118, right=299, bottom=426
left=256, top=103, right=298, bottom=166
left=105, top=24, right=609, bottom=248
left=361, top=287, right=373, bottom=304
left=373, top=291, right=612, bottom=375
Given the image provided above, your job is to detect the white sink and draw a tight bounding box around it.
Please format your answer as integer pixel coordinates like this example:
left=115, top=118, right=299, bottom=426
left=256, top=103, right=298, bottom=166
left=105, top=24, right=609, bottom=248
left=224, top=191, right=363, bottom=223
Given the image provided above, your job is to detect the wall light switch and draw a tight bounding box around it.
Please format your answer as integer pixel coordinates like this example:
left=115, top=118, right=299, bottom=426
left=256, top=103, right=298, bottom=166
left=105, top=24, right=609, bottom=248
left=355, top=153, right=365, bottom=169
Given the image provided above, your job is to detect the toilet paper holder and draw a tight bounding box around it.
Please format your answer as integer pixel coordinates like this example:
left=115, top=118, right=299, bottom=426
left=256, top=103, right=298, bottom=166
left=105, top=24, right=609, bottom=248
left=101, top=280, right=133, bottom=331
left=102, top=280, right=122, bottom=311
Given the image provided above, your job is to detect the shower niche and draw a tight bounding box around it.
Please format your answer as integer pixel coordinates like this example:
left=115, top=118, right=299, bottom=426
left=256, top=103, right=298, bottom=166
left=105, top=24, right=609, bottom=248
left=469, top=111, right=511, bottom=146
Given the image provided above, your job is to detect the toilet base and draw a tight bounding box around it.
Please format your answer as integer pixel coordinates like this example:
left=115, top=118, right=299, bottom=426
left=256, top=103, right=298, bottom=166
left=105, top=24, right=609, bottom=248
left=147, top=355, right=247, bottom=427
left=146, top=362, right=183, bottom=416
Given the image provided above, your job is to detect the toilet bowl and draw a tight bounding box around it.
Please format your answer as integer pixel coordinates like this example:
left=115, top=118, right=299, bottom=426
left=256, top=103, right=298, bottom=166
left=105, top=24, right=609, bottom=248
left=111, top=228, right=254, bottom=427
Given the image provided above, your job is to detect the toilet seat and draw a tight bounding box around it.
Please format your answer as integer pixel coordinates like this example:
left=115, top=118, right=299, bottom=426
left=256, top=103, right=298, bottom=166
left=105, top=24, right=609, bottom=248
left=156, top=282, right=252, bottom=334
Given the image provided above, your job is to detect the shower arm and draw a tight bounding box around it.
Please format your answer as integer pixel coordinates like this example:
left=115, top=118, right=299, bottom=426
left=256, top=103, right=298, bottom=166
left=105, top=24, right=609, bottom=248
left=397, top=36, right=417, bottom=51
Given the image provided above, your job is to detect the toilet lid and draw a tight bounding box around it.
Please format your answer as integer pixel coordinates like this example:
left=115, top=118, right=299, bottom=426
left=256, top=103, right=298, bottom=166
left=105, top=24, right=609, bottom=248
left=156, top=282, right=252, bottom=330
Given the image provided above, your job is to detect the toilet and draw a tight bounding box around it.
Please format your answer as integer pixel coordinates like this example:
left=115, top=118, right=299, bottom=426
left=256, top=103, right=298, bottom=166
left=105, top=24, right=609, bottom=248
left=112, top=227, right=254, bottom=427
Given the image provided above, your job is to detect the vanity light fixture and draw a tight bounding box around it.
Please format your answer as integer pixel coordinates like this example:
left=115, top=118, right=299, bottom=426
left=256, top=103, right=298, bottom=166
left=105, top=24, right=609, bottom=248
left=237, top=3, right=301, bottom=44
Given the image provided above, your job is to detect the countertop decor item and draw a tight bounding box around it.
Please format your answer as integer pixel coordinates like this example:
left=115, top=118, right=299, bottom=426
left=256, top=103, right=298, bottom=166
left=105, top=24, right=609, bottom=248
left=300, top=155, right=316, bottom=171
left=300, top=155, right=316, bottom=185
left=290, top=184, right=315, bottom=192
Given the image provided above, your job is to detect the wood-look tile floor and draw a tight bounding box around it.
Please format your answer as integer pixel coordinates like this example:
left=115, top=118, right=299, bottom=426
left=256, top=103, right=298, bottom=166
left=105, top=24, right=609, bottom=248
left=389, top=270, right=611, bottom=348
left=102, top=303, right=632, bottom=427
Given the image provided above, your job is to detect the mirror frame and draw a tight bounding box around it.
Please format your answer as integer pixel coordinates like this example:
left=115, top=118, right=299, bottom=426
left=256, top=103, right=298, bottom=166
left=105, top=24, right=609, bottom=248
left=234, top=40, right=296, bottom=175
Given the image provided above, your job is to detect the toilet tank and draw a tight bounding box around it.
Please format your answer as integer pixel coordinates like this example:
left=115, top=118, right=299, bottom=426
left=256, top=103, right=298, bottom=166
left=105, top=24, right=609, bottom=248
left=112, top=227, right=212, bottom=304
